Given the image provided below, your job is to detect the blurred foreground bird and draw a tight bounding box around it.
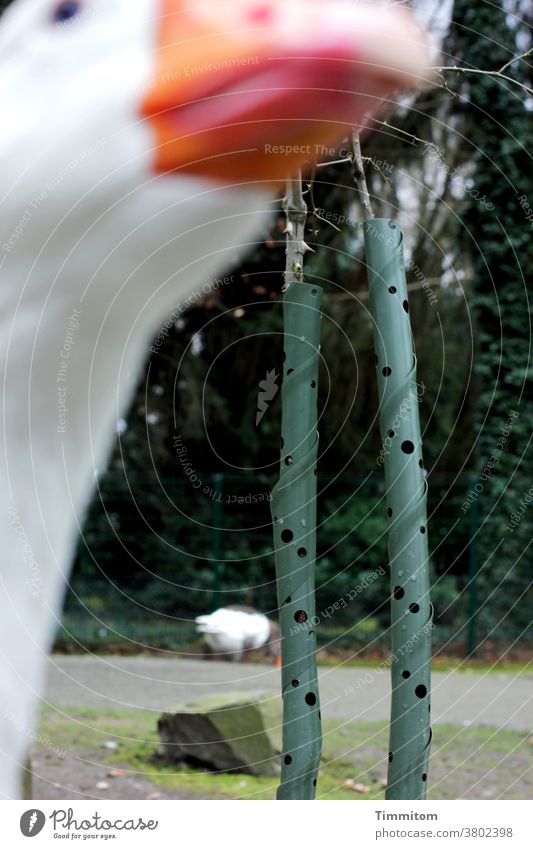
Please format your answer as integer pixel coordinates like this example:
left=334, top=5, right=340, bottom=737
left=196, top=605, right=280, bottom=663
left=0, top=0, right=428, bottom=797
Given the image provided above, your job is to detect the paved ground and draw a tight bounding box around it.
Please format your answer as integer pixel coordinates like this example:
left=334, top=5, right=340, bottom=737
left=43, top=655, right=532, bottom=732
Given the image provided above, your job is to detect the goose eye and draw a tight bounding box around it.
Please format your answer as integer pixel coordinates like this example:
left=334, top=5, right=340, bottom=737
left=52, top=1, right=82, bottom=24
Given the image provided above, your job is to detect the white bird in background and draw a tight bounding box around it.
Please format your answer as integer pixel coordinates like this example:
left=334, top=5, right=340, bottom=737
left=0, top=0, right=428, bottom=798
left=196, top=605, right=280, bottom=662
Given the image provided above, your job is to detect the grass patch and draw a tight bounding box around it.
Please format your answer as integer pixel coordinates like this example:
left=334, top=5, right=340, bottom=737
left=37, top=706, right=531, bottom=800
left=316, top=656, right=531, bottom=675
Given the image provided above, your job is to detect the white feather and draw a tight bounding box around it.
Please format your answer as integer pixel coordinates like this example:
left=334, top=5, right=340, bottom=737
left=0, top=0, right=268, bottom=798
left=196, top=608, right=271, bottom=655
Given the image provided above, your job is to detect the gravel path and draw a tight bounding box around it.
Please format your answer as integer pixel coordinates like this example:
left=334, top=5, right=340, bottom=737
left=43, top=655, right=532, bottom=732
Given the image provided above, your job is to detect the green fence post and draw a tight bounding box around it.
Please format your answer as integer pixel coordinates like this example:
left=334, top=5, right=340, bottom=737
left=466, top=487, right=478, bottom=657
left=363, top=218, right=433, bottom=800
left=212, top=472, right=224, bottom=611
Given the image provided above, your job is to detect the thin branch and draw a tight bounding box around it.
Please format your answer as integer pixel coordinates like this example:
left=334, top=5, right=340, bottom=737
left=373, top=119, right=446, bottom=156
left=350, top=131, right=374, bottom=221
left=312, top=209, right=341, bottom=232
left=306, top=167, right=342, bottom=232
left=499, top=47, right=532, bottom=74
left=364, top=156, right=392, bottom=185
left=433, top=64, right=533, bottom=97
left=315, top=157, right=352, bottom=168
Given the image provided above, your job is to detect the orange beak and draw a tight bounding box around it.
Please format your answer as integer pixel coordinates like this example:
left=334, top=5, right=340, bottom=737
left=141, top=0, right=429, bottom=185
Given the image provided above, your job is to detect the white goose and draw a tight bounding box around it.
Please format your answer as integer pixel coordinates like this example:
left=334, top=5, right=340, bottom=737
left=196, top=605, right=280, bottom=662
left=0, top=0, right=427, bottom=798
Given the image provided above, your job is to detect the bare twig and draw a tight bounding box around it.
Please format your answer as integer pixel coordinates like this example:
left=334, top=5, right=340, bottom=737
left=315, top=155, right=391, bottom=184
left=312, top=209, right=341, bottom=232
left=373, top=119, right=446, bottom=157
left=315, top=157, right=352, bottom=168
left=350, top=131, right=374, bottom=221
left=306, top=168, right=341, bottom=232
left=499, top=47, right=533, bottom=74
left=433, top=64, right=533, bottom=97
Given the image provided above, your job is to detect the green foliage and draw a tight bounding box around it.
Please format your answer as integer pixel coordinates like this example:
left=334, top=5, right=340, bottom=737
left=315, top=485, right=388, bottom=619
left=446, top=0, right=533, bottom=644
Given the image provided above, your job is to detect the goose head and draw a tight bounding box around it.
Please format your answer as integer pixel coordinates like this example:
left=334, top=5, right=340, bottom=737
left=0, top=0, right=428, bottom=259
left=0, top=0, right=430, bottom=168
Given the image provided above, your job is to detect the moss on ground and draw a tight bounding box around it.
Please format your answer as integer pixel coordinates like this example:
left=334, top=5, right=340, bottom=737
left=37, top=706, right=531, bottom=800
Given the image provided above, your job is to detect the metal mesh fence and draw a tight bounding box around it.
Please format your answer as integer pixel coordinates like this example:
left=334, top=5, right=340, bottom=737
left=59, top=470, right=527, bottom=658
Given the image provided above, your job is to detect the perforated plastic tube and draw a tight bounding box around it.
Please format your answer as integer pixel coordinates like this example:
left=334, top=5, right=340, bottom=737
left=363, top=218, right=433, bottom=800
left=271, top=281, right=323, bottom=800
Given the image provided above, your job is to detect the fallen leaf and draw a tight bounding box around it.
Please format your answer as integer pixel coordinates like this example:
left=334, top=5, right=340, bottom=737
left=108, top=769, right=125, bottom=778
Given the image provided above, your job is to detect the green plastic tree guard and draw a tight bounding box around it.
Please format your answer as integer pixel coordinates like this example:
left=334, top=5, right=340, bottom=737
left=363, top=218, right=433, bottom=800
left=271, top=179, right=323, bottom=800
left=271, top=282, right=323, bottom=799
